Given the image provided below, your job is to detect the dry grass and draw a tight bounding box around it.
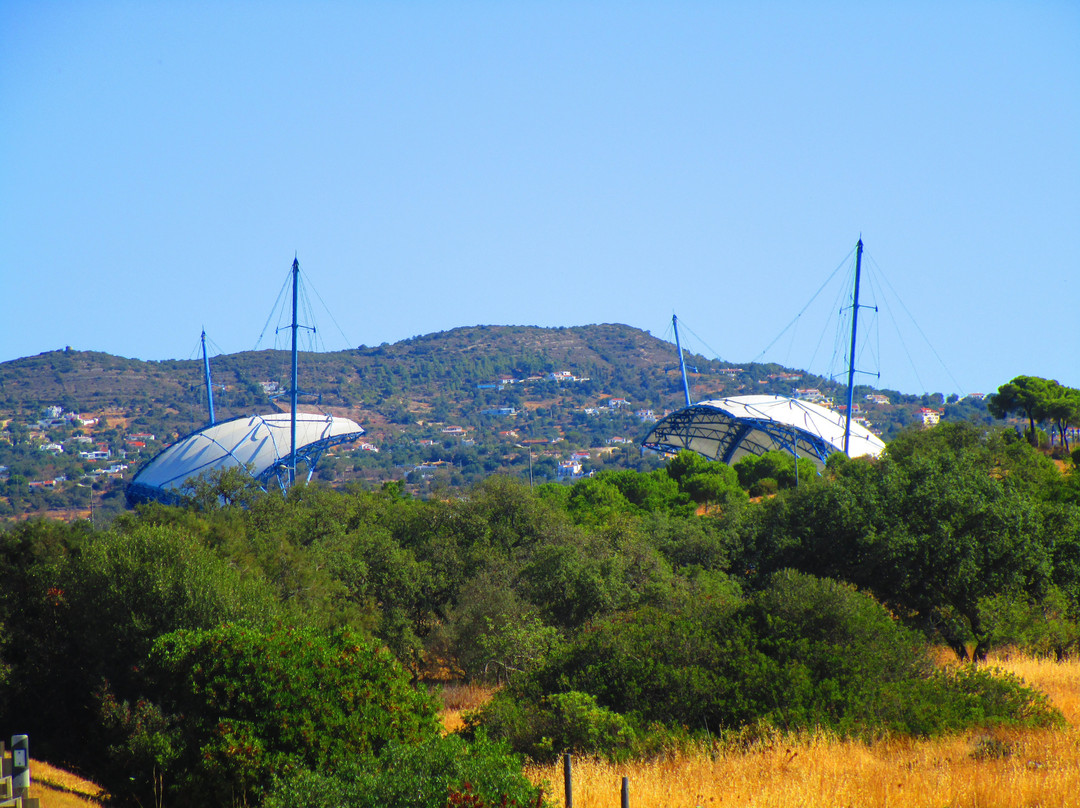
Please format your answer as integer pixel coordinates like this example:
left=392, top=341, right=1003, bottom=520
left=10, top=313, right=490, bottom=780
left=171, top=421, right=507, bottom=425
left=25, top=759, right=106, bottom=808
left=438, top=681, right=497, bottom=735
left=524, top=652, right=1080, bottom=808
left=28, top=654, right=1080, bottom=808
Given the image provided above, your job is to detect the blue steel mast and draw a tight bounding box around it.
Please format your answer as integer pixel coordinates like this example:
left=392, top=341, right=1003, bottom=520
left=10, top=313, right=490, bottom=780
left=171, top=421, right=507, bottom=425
left=201, top=330, right=216, bottom=426
left=290, top=257, right=299, bottom=487
left=673, top=314, right=693, bottom=408
left=843, top=238, right=864, bottom=456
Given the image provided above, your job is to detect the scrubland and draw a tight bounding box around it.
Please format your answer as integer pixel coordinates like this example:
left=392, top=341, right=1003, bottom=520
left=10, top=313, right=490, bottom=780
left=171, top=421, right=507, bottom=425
left=521, top=653, right=1080, bottom=808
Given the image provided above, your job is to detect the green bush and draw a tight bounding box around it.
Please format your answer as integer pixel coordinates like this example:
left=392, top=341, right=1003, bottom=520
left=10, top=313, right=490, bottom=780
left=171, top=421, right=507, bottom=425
left=0, top=521, right=283, bottom=768
left=472, top=690, right=636, bottom=761
left=871, top=666, right=1062, bottom=737
left=748, top=477, right=779, bottom=498
left=101, top=623, right=440, bottom=807
left=263, top=733, right=546, bottom=808
left=980, top=588, right=1080, bottom=659
left=474, top=571, right=1062, bottom=757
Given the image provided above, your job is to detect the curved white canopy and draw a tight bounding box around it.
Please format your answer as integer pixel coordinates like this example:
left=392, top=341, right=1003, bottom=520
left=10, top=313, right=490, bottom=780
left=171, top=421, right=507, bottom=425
left=642, top=394, right=885, bottom=469
left=128, top=412, right=363, bottom=503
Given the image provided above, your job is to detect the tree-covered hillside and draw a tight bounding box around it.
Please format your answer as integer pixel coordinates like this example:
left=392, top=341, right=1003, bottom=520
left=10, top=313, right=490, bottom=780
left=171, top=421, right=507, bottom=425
left=0, top=323, right=998, bottom=517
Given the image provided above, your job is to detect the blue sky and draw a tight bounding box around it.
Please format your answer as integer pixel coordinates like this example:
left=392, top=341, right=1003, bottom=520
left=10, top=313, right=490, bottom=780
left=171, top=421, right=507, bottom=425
left=2, top=1, right=1077, bottom=397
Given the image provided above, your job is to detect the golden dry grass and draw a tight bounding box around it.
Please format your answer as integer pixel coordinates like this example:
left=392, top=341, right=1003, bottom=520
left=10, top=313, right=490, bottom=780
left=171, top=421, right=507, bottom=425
left=25, top=759, right=106, bottom=808
left=524, top=652, right=1080, bottom=808
left=438, top=681, right=497, bottom=735
left=27, top=654, right=1080, bottom=808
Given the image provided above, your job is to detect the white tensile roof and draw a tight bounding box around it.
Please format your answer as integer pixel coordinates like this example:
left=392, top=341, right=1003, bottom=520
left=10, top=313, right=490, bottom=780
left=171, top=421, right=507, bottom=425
left=641, top=394, right=885, bottom=469
left=128, top=412, right=363, bottom=501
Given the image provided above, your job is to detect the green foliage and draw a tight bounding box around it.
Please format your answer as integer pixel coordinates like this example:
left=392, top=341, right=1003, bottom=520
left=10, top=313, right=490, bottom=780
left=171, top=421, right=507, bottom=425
left=472, top=690, right=637, bottom=762
left=643, top=511, right=734, bottom=572
left=4, top=408, right=1080, bottom=801
left=871, top=666, right=1062, bottom=737
left=0, top=519, right=283, bottom=766
left=263, top=733, right=545, bottom=808
left=980, top=587, right=1080, bottom=659
left=594, top=468, right=695, bottom=516
left=737, top=423, right=1061, bottom=660
left=476, top=614, right=564, bottom=685
left=103, top=623, right=440, bottom=807
left=475, top=571, right=1061, bottom=757
left=666, top=450, right=747, bottom=509
left=734, top=450, right=816, bottom=492
left=987, top=375, right=1080, bottom=450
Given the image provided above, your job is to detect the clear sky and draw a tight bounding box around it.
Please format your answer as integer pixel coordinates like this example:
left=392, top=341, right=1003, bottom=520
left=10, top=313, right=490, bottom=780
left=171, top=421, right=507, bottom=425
left=2, top=1, right=1077, bottom=397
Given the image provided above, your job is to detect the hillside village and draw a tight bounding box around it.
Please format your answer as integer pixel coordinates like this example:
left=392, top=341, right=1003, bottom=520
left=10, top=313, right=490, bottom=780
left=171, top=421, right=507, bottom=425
left=0, top=324, right=1000, bottom=521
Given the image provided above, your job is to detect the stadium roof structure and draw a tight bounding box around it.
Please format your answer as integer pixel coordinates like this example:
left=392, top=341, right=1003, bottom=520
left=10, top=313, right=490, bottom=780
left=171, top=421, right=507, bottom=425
left=127, top=412, right=364, bottom=505
left=641, top=394, right=885, bottom=470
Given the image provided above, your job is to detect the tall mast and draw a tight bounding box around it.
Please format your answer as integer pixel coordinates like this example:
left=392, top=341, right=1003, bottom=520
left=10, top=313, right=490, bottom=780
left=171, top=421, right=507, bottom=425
left=673, top=314, right=692, bottom=408
left=290, top=257, right=299, bottom=487
left=843, top=238, right=864, bottom=456
left=201, top=329, right=216, bottom=426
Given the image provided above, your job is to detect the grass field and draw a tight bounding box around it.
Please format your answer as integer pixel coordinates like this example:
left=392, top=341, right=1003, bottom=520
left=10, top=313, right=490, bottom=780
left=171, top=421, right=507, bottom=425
left=27, top=652, right=1080, bottom=808
left=521, top=652, right=1080, bottom=808
left=22, top=759, right=105, bottom=808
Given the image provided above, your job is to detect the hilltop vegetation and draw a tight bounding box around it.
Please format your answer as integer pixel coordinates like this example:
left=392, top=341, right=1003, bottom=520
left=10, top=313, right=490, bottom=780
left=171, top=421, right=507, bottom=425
left=0, top=323, right=996, bottom=518
left=2, top=421, right=1079, bottom=807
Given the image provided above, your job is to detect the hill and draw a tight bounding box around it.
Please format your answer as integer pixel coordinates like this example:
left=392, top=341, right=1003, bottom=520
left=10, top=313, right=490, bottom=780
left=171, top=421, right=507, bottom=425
left=0, top=323, right=988, bottom=515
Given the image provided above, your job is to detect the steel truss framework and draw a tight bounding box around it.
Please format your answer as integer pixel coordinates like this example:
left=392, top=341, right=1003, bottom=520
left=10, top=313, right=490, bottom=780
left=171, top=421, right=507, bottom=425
left=126, top=413, right=364, bottom=506
left=641, top=396, right=885, bottom=470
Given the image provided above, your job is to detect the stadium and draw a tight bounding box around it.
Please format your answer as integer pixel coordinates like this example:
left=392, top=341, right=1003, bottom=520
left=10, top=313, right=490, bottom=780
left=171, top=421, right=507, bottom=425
left=641, top=394, right=885, bottom=470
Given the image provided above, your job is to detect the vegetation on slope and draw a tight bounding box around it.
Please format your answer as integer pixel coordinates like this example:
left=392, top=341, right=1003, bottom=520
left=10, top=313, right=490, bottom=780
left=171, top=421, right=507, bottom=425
left=0, top=324, right=1007, bottom=516
left=2, top=414, right=1080, bottom=806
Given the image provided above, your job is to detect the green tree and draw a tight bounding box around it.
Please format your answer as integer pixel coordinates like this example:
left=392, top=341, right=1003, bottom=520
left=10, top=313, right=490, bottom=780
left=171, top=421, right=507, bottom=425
left=1042, top=381, right=1080, bottom=452
left=987, top=375, right=1053, bottom=446
left=742, top=423, right=1058, bottom=660
left=103, top=623, right=440, bottom=807
left=0, top=520, right=283, bottom=773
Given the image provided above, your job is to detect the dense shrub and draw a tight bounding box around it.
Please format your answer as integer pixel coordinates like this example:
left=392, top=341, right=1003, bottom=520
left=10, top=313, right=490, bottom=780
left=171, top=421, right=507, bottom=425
left=472, top=690, right=637, bottom=761
left=100, top=623, right=440, bottom=807
left=980, top=587, right=1080, bottom=660
left=0, top=521, right=283, bottom=766
left=263, top=733, right=546, bottom=808
left=474, top=571, right=1062, bottom=757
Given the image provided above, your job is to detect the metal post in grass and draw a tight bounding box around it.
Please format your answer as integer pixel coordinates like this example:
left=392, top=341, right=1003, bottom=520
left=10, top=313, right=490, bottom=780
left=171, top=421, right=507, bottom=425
left=563, top=753, right=572, bottom=808
left=11, top=736, right=29, bottom=791
left=621, top=776, right=629, bottom=808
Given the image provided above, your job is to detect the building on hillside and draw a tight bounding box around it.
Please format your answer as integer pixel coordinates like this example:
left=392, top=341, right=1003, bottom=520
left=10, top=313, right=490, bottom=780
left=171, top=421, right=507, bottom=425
left=557, top=460, right=585, bottom=479
left=920, top=408, right=941, bottom=427
left=481, top=407, right=516, bottom=416
left=794, top=388, right=826, bottom=403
